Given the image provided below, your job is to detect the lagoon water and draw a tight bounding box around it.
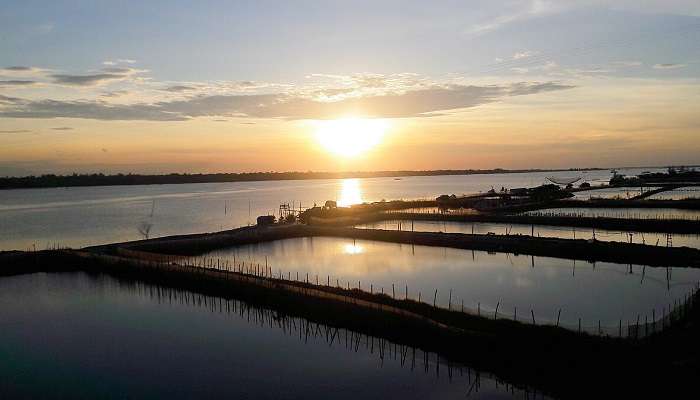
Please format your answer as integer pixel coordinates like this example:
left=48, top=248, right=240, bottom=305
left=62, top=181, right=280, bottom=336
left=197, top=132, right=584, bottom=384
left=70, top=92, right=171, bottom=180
left=0, top=272, right=533, bottom=399
left=0, top=169, right=638, bottom=251
left=205, top=237, right=700, bottom=329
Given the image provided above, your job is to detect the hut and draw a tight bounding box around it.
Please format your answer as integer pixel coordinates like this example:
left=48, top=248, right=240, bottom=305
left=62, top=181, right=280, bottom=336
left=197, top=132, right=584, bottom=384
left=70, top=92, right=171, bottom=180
left=256, top=215, right=276, bottom=226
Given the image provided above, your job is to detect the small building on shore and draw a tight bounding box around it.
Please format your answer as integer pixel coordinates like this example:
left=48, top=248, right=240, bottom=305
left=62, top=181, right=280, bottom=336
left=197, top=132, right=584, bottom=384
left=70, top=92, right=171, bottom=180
left=256, top=215, right=276, bottom=226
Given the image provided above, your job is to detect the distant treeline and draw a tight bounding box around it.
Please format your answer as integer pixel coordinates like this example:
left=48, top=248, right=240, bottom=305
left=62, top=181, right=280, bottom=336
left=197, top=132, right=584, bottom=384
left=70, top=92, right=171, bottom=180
left=0, top=168, right=602, bottom=190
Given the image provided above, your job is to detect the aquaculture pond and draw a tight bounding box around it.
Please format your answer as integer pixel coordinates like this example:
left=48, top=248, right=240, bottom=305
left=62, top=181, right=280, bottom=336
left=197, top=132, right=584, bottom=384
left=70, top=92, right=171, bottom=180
left=204, top=237, right=700, bottom=332
left=0, top=272, right=535, bottom=399
left=568, top=187, right=660, bottom=200
left=357, top=220, right=700, bottom=249
left=523, top=207, right=700, bottom=221
left=647, top=187, right=700, bottom=200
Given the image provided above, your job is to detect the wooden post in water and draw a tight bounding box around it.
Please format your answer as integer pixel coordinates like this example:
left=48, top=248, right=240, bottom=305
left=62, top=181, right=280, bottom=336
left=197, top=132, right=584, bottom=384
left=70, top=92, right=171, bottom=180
left=556, top=309, right=561, bottom=327
left=531, top=310, right=535, bottom=325
left=494, top=301, right=500, bottom=320
left=405, top=285, right=408, bottom=300
left=433, top=289, right=438, bottom=307
left=392, top=284, right=395, bottom=299
left=619, top=320, right=622, bottom=337
left=448, top=289, right=452, bottom=310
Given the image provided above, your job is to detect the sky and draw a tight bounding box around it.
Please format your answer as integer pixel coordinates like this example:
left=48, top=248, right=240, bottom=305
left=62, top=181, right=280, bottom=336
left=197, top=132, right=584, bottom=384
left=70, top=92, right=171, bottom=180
left=1, top=0, right=699, bottom=176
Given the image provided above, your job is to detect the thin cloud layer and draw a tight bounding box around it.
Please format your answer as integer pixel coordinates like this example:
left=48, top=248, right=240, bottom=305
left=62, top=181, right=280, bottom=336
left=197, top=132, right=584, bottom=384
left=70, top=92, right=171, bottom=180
left=0, top=80, right=38, bottom=87
left=0, top=82, right=573, bottom=121
left=653, top=63, right=687, bottom=70
left=50, top=67, right=145, bottom=86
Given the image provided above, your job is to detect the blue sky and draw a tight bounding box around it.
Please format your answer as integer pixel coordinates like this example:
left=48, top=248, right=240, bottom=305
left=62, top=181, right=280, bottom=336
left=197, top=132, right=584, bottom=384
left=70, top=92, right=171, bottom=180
left=1, top=1, right=699, bottom=175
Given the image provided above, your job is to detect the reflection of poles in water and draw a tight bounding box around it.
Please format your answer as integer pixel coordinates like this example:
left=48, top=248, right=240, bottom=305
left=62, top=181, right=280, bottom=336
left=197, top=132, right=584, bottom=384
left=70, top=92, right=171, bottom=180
left=150, top=199, right=156, bottom=217
left=137, top=221, right=153, bottom=239
left=120, top=280, right=539, bottom=395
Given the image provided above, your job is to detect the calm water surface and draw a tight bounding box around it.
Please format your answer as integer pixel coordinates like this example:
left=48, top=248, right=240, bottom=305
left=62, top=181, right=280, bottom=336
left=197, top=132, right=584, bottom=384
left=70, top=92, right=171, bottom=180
left=1, top=169, right=648, bottom=251
left=204, top=237, right=700, bottom=330
left=0, top=272, right=535, bottom=399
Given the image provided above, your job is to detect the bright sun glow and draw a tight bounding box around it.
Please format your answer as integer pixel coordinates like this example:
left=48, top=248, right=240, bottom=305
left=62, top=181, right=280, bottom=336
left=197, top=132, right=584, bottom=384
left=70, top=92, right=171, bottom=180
left=314, top=118, right=388, bottom=157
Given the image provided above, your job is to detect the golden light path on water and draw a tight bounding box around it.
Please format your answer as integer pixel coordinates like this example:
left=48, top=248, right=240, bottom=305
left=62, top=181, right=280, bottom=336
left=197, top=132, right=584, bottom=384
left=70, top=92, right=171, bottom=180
left=337, top=178, right=365, bottom=255
left=337, top=178, right=363, bottom=207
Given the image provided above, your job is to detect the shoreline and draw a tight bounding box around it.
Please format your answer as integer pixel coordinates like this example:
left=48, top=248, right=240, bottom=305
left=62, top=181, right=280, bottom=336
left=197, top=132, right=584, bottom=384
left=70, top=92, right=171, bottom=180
left=0, top=167, right=609, bottom=190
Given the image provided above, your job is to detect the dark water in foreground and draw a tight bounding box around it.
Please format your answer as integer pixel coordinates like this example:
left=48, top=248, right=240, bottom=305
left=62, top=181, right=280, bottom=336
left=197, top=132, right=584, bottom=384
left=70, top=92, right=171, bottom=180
left=0, top=272, right=541, bottom=399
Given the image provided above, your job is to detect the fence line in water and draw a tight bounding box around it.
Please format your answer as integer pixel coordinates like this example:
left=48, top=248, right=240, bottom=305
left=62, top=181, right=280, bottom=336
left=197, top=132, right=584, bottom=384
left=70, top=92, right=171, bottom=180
left=22, top=241, right=700, bottom=339
left=522, top=210, right=700, bottom=221
left=359, top=219, right=698, bottom=249
left=382, top=207, right=700, bottom=221
left=107, top=248, right=700, bottom=340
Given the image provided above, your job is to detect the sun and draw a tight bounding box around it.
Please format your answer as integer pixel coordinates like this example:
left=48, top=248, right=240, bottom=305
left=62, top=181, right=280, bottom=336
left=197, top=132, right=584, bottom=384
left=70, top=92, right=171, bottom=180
left=314, top=117, right=388, bottom=157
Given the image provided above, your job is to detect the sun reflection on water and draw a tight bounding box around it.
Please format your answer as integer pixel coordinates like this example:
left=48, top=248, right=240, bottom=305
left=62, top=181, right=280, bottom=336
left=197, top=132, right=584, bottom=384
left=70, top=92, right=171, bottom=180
left=342, top=243, right=364, bottom=255
left=337, top=179, right=363, bottom=207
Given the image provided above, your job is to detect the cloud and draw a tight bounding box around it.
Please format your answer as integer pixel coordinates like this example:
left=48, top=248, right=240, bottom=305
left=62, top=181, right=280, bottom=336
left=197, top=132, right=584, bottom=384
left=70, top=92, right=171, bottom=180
left=35, top=23, right=54, bottom=34
left=0, top=80, right=38, bottom=87
left=49, top=67, right=145, bottom=86
left=0, top=66, right=48, bottom=77
left=611, top=60, right=642, bottom=67
left=162, top=85, right=198, bottom=92
left=513, top=50, right=538, bottom=60
left=50, top=127, right=73, bottom=131
left=652, top=63, right=686, bottom=70
left=100, top=90, right=130, bottom=98
left=50, top=73, right=128, bottom=86
left=0, top=81, right=573, bottom=121
left=103, top=59, right=136, bottom=66
left=467, top=0, right=561, bottom=35
left=0, top=129, right=32, bottom=134
left=3, top=66, right=33, bottom=72
left=511, top=61, right=558, bottom=74
left=0, top=94, right=22, bottom=104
